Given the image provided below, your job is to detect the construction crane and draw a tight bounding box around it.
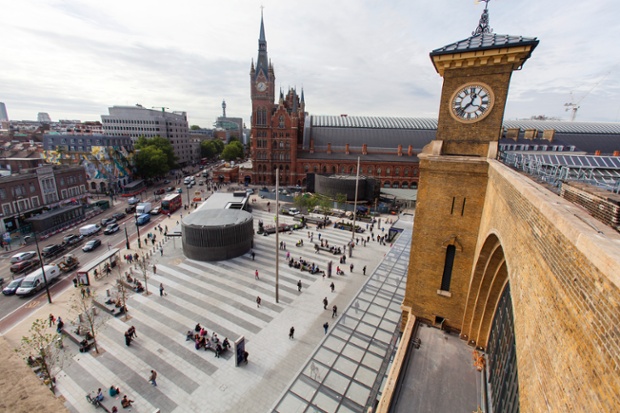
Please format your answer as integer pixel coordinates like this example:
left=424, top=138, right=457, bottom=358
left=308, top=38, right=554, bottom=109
left=564, top=72, right=610, bottom=121
left=152, top=106, right=169, bottom=113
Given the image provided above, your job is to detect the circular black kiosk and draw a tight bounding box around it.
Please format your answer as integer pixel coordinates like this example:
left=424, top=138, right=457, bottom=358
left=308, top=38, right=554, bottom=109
left=182, top=209, right=254, bottom=261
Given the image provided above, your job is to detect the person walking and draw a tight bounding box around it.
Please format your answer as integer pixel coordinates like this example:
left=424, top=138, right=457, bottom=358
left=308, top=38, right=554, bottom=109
left=297, top=280, right=302, bottom=292
left=81, top=287, right=86, bottom=299
left=160, top=247, right=163, bottom=256
left=330, top=282, right=335, bottom=293
left=255, top=269, right=259, bottom=280
left=323, top=297, right=328, bottom=310
left=49, top=313, right=55, bottom=327
left=148, top=370, right=157, bottom=386
left=251, top=250, right=255, bottom=261
left=363, top=265, right=367, bottom=275
left=159, top=283, right=165, bottom=297
left=289, top=326, right=295, bottom=340
left=350, top=263, right=354, bottom=273
left=323, top=322, right=329, bottom=335
left=256, top=296, right=261, bottom=308
left=153, top=265, right=157, bottom=275
left=332, top=305, right=338, bottom=318
left=86, top=287, right=91, bottom=297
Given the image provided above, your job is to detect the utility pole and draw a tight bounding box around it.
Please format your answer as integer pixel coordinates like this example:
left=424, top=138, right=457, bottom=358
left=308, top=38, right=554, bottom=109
left=275, top=169, right=280, bottom=303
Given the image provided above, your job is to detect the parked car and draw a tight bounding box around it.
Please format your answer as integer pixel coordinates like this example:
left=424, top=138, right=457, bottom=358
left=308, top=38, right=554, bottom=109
left=166, top=187, right=175, bottom=192
left=62, top=234, right=83, bottom=246
left=111, top=212, right=126, bottom=221
left=82, top=239, right=102, bottom=252
left=2, top=277, right=25, bottom=295
left=103, top=223, right=120, bottom=235
left=128, top=197, right=140, bottom=205
left=101, top=217, right=117, bottom=227
left=163, top=179, right=171, bottom=184
left=10, top=251, right=36, bottom=264
left=10, top=259, right=40, bottom=274
left=150, top=206, right=161, bottom=215
left=41, top=244, right=65, bottom=258
left=154, top=188, right=165, bottom=195
left=176, top=188, right=183, bottom=193
left=125, top=205, right=137, bottom=214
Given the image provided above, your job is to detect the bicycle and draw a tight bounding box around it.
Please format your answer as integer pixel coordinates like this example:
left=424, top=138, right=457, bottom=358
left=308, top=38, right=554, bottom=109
left=86, top=392, right=101, bottom=407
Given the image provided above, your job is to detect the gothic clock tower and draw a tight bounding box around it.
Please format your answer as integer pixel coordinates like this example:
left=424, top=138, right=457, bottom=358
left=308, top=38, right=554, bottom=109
left=402, top=3, right=538, bottom=332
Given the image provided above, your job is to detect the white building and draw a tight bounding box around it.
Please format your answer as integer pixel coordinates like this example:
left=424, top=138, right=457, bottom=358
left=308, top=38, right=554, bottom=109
left=101, top=104, right=195, bottom=166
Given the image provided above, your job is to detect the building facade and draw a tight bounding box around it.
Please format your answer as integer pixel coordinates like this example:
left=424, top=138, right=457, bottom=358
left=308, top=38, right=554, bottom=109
left=101, top=104, right=195, bottom=166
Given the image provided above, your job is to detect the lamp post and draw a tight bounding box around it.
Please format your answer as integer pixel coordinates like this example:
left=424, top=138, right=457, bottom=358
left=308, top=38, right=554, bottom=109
left=32, top=232, right=53, bottom=304
left=124, top=223, right=130, bottom=250
left=134, top=213, right=142, bottom=248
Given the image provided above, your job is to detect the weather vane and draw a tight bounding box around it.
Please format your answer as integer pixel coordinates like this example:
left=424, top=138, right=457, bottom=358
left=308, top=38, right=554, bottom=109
left=472, top=0, right=493, bottom=36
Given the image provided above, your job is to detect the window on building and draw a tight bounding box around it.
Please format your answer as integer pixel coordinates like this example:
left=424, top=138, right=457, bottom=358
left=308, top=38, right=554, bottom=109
left=441, top=245, right=456, bottom=291
left=29, top=183, right=35, bottom=193
left=2, top=204, right=11, bottom=216
left=31, top=196, right=40, bottom=207
left=0, top=188, right=6, bottom=200
left=279, top=116, right=285, bottom=128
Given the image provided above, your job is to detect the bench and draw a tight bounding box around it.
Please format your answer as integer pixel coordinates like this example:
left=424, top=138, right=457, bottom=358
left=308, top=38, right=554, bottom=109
left=314, top=244, right=341, bottom=255
left=63, top=321, right=95, bottom=352
left=186, top=330, right=231, bottom=356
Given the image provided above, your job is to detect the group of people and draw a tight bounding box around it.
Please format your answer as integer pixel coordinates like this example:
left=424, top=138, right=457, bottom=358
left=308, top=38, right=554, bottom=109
left=288, top=256, right=323, bottom=275
left=188, top=323, right=230, bottom=357
left=124, top=326, right=137, bottom=346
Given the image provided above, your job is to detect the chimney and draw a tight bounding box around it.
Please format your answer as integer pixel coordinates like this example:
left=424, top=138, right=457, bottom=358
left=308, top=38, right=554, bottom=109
left=397, top=144, right=403, bottom=156
left=506, top=128, right=520, bottom=141
left=327, top=143, right=332, bottom=154
left=595, top=150, right=601, bottom=156
left=542, top=129, right=555, bottom=142
left=362, top=144, right=368, bottom=155
left=345, top=143, right=350, bottom=155
left=309, top=138, right=315, bottom=154
left=613, top=151, right=620, bottom=157
left=408, top=145, right=413, bottom=156
left=524, top=129, right=538, bottom=140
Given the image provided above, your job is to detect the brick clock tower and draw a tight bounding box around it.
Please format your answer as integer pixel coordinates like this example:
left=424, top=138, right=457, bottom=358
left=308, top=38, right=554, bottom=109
left=250, top=12, right=305, bottom=186
left=402, top=4, right=538, bottom=332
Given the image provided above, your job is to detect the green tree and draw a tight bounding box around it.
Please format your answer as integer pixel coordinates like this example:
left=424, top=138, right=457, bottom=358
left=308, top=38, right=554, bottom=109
left=70, top=287, right=107, bottom=354
left=221, top=140, right=244, bottom=162
left=15, top=318, right=64, bottom=392
left=134, top=146, right=170, bottom=179
left=135, top=136, right=177, bottom=171
left=335, top=193, right=348, bottom=207
left=190, top=125, right=201, bottom=130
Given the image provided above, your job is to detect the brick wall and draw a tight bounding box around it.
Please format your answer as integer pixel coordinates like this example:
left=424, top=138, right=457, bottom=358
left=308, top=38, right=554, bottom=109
left=560, top=181, right=620, bottom=230
left=477, top=161, right=620, bottom=412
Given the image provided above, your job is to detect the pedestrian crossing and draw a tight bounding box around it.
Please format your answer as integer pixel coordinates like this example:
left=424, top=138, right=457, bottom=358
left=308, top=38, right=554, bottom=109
left=57, top=209, right=393, bottom=413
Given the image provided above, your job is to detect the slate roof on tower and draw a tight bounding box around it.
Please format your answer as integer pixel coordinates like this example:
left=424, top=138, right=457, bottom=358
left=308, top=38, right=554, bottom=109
left=430, top=33, right=539, bottom=56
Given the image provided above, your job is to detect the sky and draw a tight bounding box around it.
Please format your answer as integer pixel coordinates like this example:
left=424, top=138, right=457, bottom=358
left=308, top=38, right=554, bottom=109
left=2, top=0, right=620, bottom=127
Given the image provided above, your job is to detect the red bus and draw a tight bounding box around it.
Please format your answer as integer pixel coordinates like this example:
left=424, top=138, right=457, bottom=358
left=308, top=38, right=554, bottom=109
left=161, top=193, right=182, bottom=214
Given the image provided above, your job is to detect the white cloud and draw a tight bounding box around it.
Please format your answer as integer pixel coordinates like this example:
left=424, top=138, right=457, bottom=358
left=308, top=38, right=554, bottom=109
left=1, top=0, right=619, bottom=125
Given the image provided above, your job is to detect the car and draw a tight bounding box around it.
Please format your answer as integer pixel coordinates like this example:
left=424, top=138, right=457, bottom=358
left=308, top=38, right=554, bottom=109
left=176, top=188, right=183, bottom=193
left=150, top=206, right=161, bottom=215
left=101, top=217, right=117, bottom=227
left=195, top=173, right=201, bottom=177
left=2, top=278, right=25, bottom=296
left=163, top=179, right=171, bottom=184
left=62, top=234, right=83, bottom=245
left=10, top=259, right=40, bottom=274
left=103, top=223, right=120, bottom=235
left=166, top=186, right=175, bottom=192
left=111, top=212, right=126, bottom=221
left=154, top=188, right=165, bottom=195
left=128, top=197, right=140, bottom=205
left=125, top=205, right=136, bottom=214
left=82, top=239, right=102, bottom=252
left=41, top=244, right=65, bottom=258
left=198, top=180, right=204, bottom=186
left=10, top=251, right=37, bottom=263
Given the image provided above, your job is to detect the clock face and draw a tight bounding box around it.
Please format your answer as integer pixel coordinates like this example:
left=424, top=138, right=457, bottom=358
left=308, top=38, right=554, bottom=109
left=256, top=82, right=267, bottom=92
left=450, top=82, right=494, bottom=123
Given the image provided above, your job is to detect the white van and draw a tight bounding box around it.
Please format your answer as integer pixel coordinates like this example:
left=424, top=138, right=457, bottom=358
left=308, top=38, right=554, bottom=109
left=15, top=265, right=61, bottom=296
left=79, top=224, right=101, bottom=237
left=184, top=177, right=192, bottom=185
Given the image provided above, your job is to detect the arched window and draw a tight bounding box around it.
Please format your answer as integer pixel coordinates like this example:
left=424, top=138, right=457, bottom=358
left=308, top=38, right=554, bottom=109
left=413, top=169, right=418, bottom=176
left=367, top=166, right=373, bottom=175
left=383, top=181, right=390, bottom=187
left=403, top=182, right=409, bottom=189
left=279, top=116, right=285, bottom=128
left=340, top=166, right=345, bottom=173
left=304, top=165, right=309, bottom=172
left=377, top=167, right=382, bottom=175
left=322, top=166, right=327, bottom=173
left=404, top=168, right=409, bottom=176
left=332, top=166, right=336, bottom=174
left=314, top=165, right=318, bottom=173
left=349, top=166, right=355, bottom=174
left=280, top=141, right=284, bottom=148
left=395, top=167, right=400, bottom=176
left=392, top=181, right=399, bottom=188
left=386, top=167, right=391, bottom=175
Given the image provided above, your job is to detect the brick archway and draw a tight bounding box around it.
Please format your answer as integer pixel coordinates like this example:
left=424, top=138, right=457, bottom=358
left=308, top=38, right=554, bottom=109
left=461, top=234, right=509, bottom=349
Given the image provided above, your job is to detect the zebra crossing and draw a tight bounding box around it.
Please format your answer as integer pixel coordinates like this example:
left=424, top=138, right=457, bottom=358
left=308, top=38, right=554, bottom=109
left=57, top=209, right=393, bottom=412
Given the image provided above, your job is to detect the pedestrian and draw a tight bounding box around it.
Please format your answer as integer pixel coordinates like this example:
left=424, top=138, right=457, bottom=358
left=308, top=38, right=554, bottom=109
left=330, top=282, right=335, bottom=293
left=332, top=305, right=338, bottom=318
left=144, top=237, right=148, bottom=245
left=151, top=238, right=155, bottom=246
left=323, top=322, right=329, bottom=334
left=243, top=350, right=249, bottom=364
left=72, top=278, right=78, bottom=288
left=350, top=263, right=354, bottom=273
left=363, top=265, right=367, bottom=275
left=124, top=331, right=132, bottom=346
left=256, top=296, right=261, bottom=308
left=148, top=370, right=157, bottom=386
left=86, top=287, right=91, bottom=297
left=56, top=317, right=64, bottom=334
left=323, top=297, right=328, bottom=310
left=49, top=313, right=55, bottom=327
left=160, top=247, right=163, bottom=256
left=297, top=280, right=302, bottom=292
left=255, top=269, right=259, bottom=280
left=289, top=326, right=295, bottom=340
left=81, top=287, right=86, bottom=299
left=128, top=326, right=137, bottom=339
left=251, top=250, right=255, bottom=261
left=159, top=283, right=165, bottom=297
left=153, top=265, right=157, bottom=274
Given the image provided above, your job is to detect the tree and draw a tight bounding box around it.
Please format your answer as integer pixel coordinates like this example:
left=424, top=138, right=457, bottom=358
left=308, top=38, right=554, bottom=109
left=134, top=146, right=170, bottom=179
left=135, top=136, right=177, bottom=171
left=335, top=193, right=347, bottom=208
left=70, top=287, right=105, bottom=354
left=200, top=139, right=225, bottom=159
left=221, top=140, right=244, bottom=162
left=15, top=318, right=64, bottom=392
left=190, top=125, right=201, bottom=130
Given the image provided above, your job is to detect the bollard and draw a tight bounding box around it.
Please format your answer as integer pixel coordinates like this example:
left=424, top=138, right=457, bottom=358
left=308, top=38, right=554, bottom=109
left=78, top=313, right=84, bottom=323
left=106, top=289, right=110, bottom=297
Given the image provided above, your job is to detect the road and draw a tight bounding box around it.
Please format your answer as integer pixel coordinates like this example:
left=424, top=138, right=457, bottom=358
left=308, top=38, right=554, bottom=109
left=0, top=187, right=174, bottom=333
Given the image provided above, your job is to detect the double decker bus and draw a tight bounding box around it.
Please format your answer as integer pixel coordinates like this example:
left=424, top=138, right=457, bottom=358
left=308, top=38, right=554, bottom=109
left=161, top=193, right=182, bottom=214
left=121, top=179, right=146, bottom=197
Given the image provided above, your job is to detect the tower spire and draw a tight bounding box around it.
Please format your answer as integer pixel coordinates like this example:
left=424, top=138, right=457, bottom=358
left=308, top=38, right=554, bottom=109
left=472, top=0, right=493, bottom=36
left=255, top=8, right=270, bottom=80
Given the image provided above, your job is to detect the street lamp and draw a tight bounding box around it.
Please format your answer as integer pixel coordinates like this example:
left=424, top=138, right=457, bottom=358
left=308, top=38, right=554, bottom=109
left=134, top=213, right=142, bottom=248
left=124, top=223, right=130, bottom=250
